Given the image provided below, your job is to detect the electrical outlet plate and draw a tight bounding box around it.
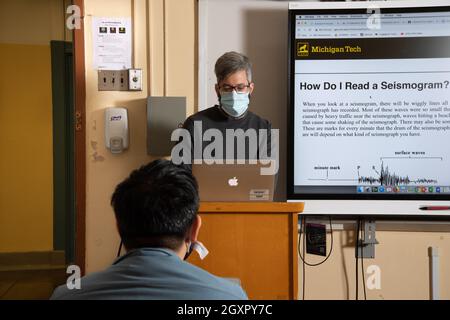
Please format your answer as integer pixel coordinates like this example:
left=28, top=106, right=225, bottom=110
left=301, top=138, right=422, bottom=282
left=306, top=223, right=327, bottom=256
left=128, top=69, right=142, bottom=91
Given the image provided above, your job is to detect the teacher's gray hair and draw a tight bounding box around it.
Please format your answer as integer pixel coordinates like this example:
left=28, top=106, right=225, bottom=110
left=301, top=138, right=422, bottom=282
left=214, top=51, right=253, bottom=84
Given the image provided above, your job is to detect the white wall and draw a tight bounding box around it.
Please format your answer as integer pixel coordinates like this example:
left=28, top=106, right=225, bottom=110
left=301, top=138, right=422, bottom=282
left=200, top=0, right=290, bottom=200
left=83, top=0, right=196, bottom=273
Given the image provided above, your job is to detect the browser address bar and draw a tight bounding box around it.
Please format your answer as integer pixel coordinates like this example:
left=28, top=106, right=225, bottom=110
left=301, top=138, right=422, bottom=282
left=302, top=19, right=450, bottom=26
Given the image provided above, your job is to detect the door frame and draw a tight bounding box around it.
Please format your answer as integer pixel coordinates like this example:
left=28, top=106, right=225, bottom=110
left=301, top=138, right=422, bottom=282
left=50, top=40, right=75, bottom=263
left=73, top=0, right=86, bottom=275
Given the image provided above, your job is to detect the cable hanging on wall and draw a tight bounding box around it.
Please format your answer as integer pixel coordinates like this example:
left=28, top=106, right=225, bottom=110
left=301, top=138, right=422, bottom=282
left=356, top=218, right=367, bottom=300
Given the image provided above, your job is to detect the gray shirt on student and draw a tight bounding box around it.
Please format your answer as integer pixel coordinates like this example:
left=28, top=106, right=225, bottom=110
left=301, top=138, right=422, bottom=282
left=51, top=248, right=248, bottom=300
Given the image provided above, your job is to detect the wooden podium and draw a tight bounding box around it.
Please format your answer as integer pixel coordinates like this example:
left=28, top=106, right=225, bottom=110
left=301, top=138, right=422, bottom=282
left=189, top=202, right=304, bottom=300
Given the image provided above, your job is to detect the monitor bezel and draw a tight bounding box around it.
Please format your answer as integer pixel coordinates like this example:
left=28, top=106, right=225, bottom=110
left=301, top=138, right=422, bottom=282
left=287, top=1, right=450, bottom=201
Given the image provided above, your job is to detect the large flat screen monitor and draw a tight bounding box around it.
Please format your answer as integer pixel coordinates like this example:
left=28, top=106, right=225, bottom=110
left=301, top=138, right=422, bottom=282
left=288, top=1, right=450, bottom=216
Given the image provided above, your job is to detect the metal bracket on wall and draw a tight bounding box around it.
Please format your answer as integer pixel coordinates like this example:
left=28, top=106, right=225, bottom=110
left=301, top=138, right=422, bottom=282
left=356, top=220, right=379, bottom=259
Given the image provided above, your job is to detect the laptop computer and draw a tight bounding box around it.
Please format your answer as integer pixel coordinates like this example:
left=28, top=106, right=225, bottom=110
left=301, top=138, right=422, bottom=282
left=192, top=163, right=276, bottom=202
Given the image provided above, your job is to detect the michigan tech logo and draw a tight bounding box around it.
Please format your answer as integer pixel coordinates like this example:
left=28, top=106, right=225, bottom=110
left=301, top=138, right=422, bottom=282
left=297, top=42, right=309, bottom=57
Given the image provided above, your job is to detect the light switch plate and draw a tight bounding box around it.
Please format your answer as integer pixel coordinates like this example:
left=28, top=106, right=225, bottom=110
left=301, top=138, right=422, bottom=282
left=98, top=70, right=129, bottom=91
left=98, top=70, right=113, bottom=91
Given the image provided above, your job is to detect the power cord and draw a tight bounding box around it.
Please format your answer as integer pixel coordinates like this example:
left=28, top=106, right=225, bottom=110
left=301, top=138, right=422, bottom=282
left=356, top=218, right=367, bottom=300
left=302, top=218, right=306, bottom=300
left=356, top=218, right=360, bottom=300
left=360, top=219, right=367, bottom=300
left=298, top=216, right=334, bottom=300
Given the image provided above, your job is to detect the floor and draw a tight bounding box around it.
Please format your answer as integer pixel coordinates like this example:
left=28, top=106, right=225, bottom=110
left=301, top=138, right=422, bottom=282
left=0, top=252, right=67, bottom=300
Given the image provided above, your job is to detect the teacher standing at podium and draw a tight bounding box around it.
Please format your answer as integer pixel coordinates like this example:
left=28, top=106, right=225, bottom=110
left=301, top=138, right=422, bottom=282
left=179, top=51, right=274, bottom=163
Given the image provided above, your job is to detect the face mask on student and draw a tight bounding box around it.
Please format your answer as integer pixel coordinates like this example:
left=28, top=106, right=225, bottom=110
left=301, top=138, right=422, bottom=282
left=219, top=91, right=250, bottom=118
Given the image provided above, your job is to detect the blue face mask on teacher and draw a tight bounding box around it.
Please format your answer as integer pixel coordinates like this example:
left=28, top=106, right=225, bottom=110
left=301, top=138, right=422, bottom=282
left=220, top=91, right=250, bottom=118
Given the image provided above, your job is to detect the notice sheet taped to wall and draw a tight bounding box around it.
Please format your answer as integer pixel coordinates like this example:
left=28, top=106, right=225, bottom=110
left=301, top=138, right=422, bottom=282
left=92, top=17, right=132, bottom=70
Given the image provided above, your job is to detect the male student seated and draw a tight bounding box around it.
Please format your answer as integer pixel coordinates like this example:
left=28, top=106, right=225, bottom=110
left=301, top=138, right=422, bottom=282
left=51, top=159, right=248, bottom=300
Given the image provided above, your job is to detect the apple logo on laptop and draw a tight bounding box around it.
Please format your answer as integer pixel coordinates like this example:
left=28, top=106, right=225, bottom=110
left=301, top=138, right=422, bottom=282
left=228, top=177, right=238, bottom=187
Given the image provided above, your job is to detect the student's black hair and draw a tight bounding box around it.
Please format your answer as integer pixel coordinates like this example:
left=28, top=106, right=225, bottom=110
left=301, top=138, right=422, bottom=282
left=111, top=159, right=199, bottom=251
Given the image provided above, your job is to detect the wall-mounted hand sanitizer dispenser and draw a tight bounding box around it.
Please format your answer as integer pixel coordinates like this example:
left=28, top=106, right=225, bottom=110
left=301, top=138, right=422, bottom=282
left=105, top=107, right=129, bottom=154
